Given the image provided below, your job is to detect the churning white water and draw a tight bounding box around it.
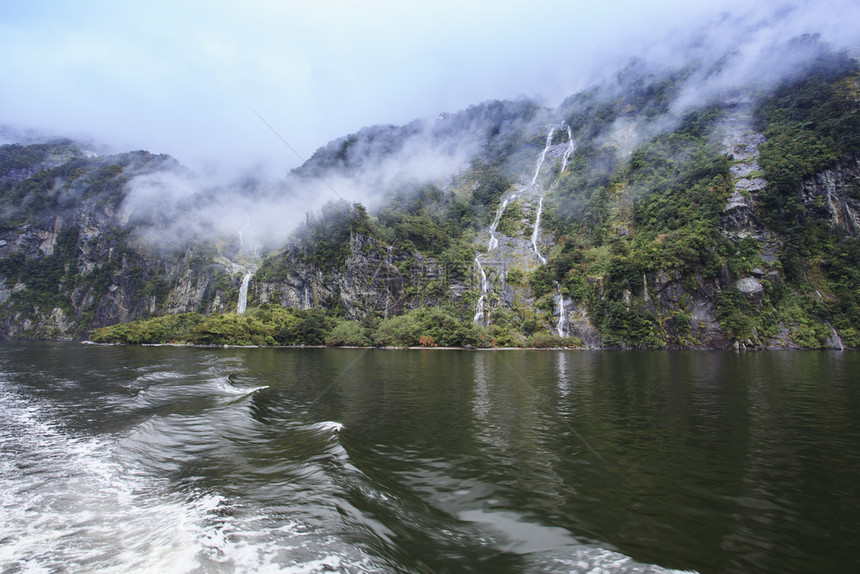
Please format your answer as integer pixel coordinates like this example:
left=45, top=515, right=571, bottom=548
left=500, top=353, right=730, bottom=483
left=0, top=365, right=371, bottom=574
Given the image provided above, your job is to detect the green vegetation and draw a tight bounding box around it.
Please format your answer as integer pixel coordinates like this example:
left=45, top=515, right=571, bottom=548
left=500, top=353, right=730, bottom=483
left=5, top=44, right=860, bottom=349
left=751, top=51, right=860, bottom=346
left=89, top=304, right=583, bottom=348
left=539, top=102, right=736, bottom=345
left=524, top=46, right=860, bottom=348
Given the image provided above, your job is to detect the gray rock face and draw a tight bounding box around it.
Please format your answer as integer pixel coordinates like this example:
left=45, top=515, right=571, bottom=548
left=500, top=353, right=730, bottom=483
left=2, top=98, right=856, bottom=350
left=561, top=300, right=602, bottom=349
left=801, top=154, right=860, bottom=237
left=0, top=148, right=239, bottom=338
left=736, top=277, right=763, bottom=294
left=648, top=269, right=727, bottom=349
left=718, top=113, right=770, bottom=240
left=254, top=233, right=469, bottom=321
left=0, top=201, right=238, bottom=338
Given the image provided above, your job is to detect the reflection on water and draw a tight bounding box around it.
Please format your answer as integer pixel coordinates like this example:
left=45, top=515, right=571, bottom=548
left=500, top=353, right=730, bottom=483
left=1, top=342, right=858, bottom=573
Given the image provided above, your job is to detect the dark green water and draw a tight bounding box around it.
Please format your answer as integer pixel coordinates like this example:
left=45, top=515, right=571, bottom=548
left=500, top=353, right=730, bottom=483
left=1, top=342, right=858, bottom=573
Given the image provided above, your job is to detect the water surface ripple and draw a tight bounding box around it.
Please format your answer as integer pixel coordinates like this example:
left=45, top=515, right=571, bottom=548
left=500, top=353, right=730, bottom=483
left=1, top=343, right=858, bottom=573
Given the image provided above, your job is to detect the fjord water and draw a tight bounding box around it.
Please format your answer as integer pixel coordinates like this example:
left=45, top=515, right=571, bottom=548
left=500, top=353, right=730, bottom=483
left=1, top=343, right=858, bottom=573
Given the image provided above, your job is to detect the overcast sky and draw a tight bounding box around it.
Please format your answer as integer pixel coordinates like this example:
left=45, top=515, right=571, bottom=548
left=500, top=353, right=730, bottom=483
left=1, top=0, right=858, bottom=179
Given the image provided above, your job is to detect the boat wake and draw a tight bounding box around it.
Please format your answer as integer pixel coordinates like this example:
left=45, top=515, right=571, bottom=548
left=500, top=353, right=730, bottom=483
left=0, top=380, right=375, bottom=573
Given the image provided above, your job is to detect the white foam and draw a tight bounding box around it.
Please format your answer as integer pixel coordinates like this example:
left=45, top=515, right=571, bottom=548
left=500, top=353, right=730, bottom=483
left=0, top=388, right=204, bottom=572
left=546, top=547, right=697, bottom=574
left=459, top=508, right=697, bottom=574
left=314, top=421, right=345, bottom=433
left=0, top=382, right=369, bottom=574
left=213, top=378, right=269, bottom=396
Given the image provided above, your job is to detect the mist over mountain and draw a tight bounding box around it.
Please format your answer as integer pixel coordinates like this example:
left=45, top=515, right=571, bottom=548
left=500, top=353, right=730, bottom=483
left=3, top=1, right=859, bottom=175
left=1, top=10, right=859, bottom=348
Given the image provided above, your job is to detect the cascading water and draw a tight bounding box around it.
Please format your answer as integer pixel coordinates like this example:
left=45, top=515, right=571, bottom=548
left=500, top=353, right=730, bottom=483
left=531, top=196, right=546, bottom=264
left=237, top=272, right=252, bottom=314
left=555, top=282, right=567, bottom=337
left=561, top=124, right=575, bottom=173
left=487, top=197, right=510, bottom=251
left=473, top=257, right=489, bottom=325
left=384, top=246, right=393, bottom=319
left=829, top=325, right=845, bottom=351
left=527, top=125, right=568, bottom=264
left=480, top=124, right=577, bottom=327
left=303, top=286, right=311, bottom=309
left=531, top=128, right=557, bottom=186
left=488, top=124, right=568, bottom=254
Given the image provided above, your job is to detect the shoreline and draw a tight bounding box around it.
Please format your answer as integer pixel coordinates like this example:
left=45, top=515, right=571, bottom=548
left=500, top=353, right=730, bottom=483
left=78, top=341, right=853, bottom=351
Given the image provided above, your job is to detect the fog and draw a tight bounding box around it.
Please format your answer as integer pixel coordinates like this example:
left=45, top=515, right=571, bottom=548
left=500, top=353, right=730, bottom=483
left=1, top=0, right=859, bottom=253
left=122, top=121, right=485, bottom=253
left=6, top=1, right=857, bottom=173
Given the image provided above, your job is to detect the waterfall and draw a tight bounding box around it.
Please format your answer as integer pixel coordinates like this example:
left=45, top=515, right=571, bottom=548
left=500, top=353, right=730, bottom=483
left=829, top=325, right=845, bottom=351
left=485, top=124, right=567, bottom=253
left=237, top=272, right=252, bottom=314
left=561, top=125, right=575, bottom=173
left=530, top=127, right=557, bottom=186
left=555, top=282, right=567, bottom=337
left=384, top=246, right=393, bottom=319
left=303, top=286, right=311, bottom=309
left=531, top=196, right=546, bottom=264
left=473, top=257, right=489, bottom=325
left=487, top=197, right=510, bottom=251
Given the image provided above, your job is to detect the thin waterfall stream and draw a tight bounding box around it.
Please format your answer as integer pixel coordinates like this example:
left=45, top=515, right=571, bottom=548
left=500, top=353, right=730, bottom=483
left=531, top=196, right=546, bottom=264
left=561, top=124, right=575, bottom=173
left=384, top=246, right=393, bottom=319
left=829, top=325, right=845, bottom=351
left=473, top=257, right=489, bottom=325
left=530, top=128, right=557, bottom=186
left=487, top=197, right=511, bottom=251
left=555, top=281, right=567, bottom=337
left=237, top=272, right=252, bottom=314
left=475, top=124, right=577, bottom=325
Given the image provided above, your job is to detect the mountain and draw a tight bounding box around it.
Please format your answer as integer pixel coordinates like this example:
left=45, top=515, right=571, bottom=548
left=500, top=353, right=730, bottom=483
left=1, top=40, right=858, bottom=349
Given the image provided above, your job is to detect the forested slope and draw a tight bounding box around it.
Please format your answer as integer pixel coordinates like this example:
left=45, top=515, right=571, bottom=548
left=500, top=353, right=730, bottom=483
left=3, top=43, right=859, bottom=349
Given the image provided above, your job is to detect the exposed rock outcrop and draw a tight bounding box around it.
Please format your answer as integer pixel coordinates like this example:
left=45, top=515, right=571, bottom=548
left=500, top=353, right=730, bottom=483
left=802, top=153, right=860, bottom=236
left=254, top=233, right=470, bottom=321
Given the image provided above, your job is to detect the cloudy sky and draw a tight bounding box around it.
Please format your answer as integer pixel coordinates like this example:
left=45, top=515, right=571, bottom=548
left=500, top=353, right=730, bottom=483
left=1, top=0, right=858, bottom=178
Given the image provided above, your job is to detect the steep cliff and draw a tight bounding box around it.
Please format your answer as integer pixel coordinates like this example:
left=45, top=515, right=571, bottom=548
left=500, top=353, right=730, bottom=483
left=0, top=144, right=258, bottom=338
left=3, top=45, right=860, bottom=349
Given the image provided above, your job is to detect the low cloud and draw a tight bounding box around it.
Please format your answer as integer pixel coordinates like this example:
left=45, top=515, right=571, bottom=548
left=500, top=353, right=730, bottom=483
left=3, top=1, right=859, bottom=258
left=120, top=116, right=486, bottom=254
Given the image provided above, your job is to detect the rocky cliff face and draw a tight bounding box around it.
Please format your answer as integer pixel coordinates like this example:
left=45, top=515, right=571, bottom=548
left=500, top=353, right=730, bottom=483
left=0, top=145, right=253, bottom=338
left=3, top=127, right=853, bottom=348
left=1, top=51, right=858, bottom=348
left=254, top=232, right=470, bottom=320
left=801, top=154, right=860, bottom=236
